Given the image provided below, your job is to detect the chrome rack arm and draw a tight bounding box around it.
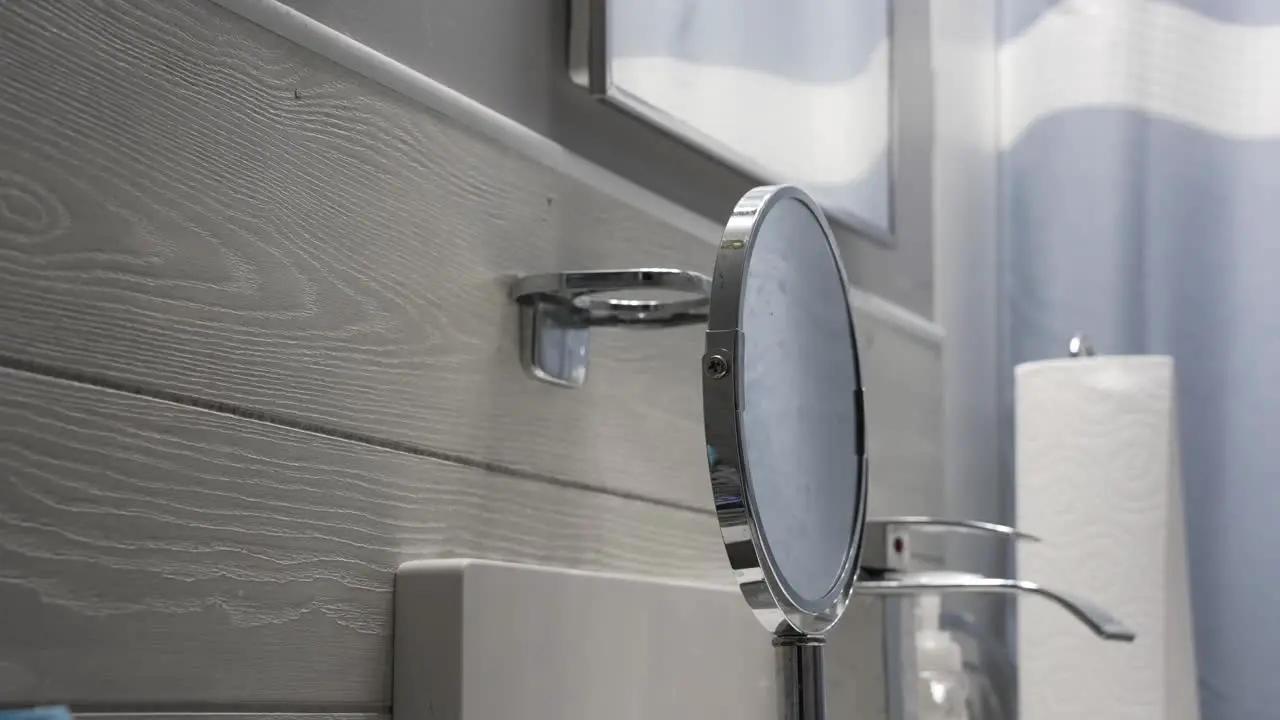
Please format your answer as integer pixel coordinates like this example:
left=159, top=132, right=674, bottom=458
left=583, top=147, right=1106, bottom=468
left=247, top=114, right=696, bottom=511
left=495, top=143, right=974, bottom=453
left=857, top=570, right=1135, bottom=642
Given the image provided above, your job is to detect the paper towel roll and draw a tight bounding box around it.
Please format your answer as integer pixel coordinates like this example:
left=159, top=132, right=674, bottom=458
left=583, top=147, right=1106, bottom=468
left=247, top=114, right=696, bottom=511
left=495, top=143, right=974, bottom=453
left=1016, top=356, right=1199, bottom=720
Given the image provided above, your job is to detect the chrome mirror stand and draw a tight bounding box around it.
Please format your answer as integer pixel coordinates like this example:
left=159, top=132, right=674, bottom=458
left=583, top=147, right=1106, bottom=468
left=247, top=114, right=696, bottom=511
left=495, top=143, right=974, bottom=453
left=509, top=268, right=710, bottom=387
left=774, top=629, right=827, bottom=720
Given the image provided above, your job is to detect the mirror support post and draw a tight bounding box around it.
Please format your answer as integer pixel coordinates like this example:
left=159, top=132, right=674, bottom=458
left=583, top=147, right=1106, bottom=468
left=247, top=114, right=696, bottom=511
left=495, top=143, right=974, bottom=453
left=774, top=632, right=827, bottom=720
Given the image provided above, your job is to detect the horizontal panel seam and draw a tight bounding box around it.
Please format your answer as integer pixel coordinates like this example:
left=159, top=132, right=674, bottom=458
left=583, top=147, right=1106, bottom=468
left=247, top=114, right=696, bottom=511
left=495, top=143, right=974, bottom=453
left=0, top=705, right=387, bottom=715
left=0, top=353, right=712, bottom=516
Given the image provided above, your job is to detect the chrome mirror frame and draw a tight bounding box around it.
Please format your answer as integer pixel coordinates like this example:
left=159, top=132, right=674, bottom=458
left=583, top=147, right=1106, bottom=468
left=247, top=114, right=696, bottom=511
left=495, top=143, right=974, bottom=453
left=701, top=184, right=868, bottom=637
left=701, top=185, right=868, bottom=720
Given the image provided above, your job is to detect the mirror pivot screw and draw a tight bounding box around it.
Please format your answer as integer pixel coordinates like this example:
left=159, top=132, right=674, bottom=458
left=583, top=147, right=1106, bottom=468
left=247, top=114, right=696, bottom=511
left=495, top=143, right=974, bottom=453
left=705, top=354, right=730, bottom=379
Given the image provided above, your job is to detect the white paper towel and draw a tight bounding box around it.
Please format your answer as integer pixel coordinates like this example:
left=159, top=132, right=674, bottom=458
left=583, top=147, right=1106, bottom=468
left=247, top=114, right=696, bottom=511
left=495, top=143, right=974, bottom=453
left=1016, top=356, right=1199, bottom=720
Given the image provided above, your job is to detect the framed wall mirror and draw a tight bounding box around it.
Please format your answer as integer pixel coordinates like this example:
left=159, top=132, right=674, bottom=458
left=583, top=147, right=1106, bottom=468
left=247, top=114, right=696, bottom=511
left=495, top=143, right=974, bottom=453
left=569, top=0, right=894, bottom=240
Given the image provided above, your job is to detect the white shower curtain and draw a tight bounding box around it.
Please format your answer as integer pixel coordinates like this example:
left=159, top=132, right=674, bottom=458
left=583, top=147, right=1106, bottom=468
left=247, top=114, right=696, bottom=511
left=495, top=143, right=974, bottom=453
left=1000, top=1, right=1280, bottom=717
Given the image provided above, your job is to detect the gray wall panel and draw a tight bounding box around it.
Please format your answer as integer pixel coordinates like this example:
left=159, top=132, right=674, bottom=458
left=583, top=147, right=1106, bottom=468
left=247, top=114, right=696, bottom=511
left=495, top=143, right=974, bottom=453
left=0, top=368, right=726, bottom=706
left=0, top=0, right=944, bottom=715
left=0, top=0, right=942, bottom=515
left=271, top=0, right=936, bottom=316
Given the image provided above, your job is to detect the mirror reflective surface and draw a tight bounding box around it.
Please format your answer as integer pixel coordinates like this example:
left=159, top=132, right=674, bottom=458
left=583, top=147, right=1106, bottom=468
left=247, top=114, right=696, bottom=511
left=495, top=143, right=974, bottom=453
left=740, top=198, right=862, bottom=604
left=703, top=185, right=866, bottom=636
left=595, top=0, right=892, bottom=232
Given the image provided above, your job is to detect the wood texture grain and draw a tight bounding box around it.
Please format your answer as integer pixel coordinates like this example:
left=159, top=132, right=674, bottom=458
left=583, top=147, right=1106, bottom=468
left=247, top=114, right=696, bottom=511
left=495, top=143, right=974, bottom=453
left=0, top=0, right=941, bottom=513
left=0, top=368, right=728, bottom=706
left=77, top=707, right=378, bottom=712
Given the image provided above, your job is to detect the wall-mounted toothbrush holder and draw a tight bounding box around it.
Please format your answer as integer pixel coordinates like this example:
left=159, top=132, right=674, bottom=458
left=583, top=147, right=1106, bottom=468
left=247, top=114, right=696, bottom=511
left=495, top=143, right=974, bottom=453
left=509, top=268, right=710, bottom=387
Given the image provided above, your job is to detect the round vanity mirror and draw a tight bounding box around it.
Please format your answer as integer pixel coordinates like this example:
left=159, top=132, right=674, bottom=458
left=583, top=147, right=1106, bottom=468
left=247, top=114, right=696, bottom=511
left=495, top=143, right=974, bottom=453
left=702, top=185, right=867, bottom=637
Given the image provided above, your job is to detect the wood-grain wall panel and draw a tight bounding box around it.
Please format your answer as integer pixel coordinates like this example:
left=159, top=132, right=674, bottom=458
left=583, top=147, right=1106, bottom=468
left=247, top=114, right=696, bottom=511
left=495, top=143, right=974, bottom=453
left=0, top=368, right=727, bottom=706
left=77, top=707, right=378, bottom=712
left=0, top=0, right=941, bottom=514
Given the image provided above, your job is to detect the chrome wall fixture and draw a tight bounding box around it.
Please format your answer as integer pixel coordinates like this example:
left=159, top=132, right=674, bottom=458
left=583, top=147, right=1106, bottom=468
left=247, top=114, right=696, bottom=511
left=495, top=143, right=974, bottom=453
left=858, top=517, right=1134, bottom=642
left=699, top=185, right=868, bottom=720
left=508, top=268, right=710, bottom=387
left=856, top=516, right=1134, bottom=720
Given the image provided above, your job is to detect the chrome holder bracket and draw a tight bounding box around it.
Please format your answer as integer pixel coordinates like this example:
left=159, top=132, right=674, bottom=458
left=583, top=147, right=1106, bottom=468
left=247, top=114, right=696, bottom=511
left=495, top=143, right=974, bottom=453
left=508, top=268, right=711, bottom=388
